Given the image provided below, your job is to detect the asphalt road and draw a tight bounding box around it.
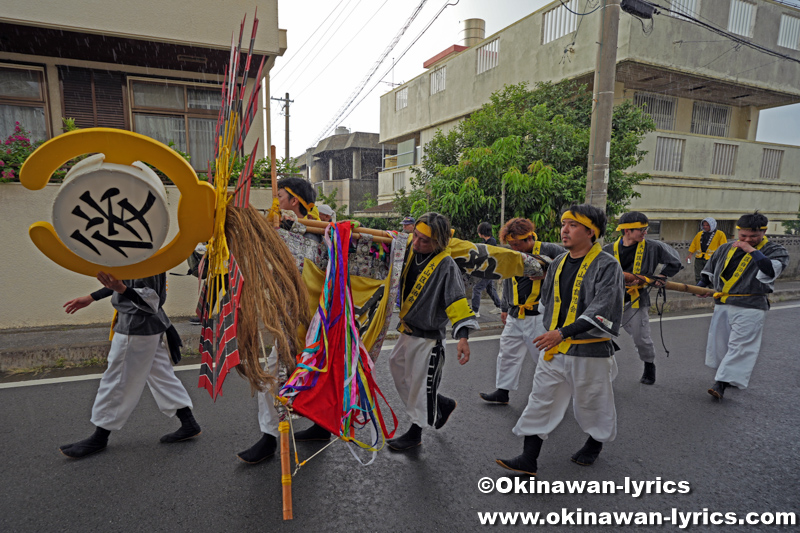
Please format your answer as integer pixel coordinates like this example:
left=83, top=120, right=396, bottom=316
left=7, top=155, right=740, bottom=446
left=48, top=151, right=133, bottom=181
left=2, top=303, right=799, bottom=532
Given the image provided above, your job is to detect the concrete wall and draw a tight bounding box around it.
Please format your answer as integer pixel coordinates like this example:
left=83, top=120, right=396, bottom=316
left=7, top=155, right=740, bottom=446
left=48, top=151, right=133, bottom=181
left=629, top=131, right=800, bottom=227
left=1, top=0, right=282, bottom=54
left=316, top=179, right=378, bottom=214
left=0, top=183, right=274, bottom=329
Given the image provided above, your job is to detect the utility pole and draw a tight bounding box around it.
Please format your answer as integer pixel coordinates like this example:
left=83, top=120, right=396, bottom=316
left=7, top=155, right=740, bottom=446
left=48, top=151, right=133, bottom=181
left=270, top=92, right=293, bottom=162
left=585, top=0, right=621, bottom=212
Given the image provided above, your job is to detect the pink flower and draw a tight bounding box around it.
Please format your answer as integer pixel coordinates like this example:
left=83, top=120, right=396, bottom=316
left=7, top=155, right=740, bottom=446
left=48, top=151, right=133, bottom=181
left=14, top=125, right=20, bottom=132
left=15, top=121, right=19, bottom=125
left=6, top=149, right=10, bottom=154
left=0, top=160, right=4, bottom=166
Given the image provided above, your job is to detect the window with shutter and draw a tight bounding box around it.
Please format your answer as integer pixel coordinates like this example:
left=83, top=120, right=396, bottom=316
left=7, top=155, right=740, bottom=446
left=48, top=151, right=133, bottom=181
left=60, top=67, right=126, bottom=129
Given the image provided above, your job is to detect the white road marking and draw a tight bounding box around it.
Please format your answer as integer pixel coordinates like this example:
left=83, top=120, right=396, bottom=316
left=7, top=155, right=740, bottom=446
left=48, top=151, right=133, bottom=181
left=3, top=304, right=799, bottom=389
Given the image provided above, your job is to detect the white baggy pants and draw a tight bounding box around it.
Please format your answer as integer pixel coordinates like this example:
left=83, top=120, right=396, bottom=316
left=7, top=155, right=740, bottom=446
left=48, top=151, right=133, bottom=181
left=621, top=307, right=656, bottom=363
left=91, top=333, right=192, bottom=431
left=513, top=351, right=618, bottom=443
left=495, top=314, right=544, bottom=391
left=256, top=346, right=280, bottom=437
left=389, top=334, right=440, bottom=427
left=705, top=305, right=766, bottom=389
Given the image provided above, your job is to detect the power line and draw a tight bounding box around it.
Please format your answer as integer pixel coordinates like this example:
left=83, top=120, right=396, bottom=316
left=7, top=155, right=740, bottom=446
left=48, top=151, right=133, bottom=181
left=333, top=0, right=459, bottom=129
left=312, top=0, right=436, bottom=144
left=294, top=0, right=392, bottom=99
left=279, top=0, right=364, bottom=90
left=271, top=0, right=348, bottom=79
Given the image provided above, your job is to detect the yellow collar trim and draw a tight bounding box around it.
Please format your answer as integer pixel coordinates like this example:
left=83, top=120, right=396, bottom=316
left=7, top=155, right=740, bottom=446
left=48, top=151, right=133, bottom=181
left=736, top=225, right=768, bottom=230
left=562, top=211, right=600, bottom=239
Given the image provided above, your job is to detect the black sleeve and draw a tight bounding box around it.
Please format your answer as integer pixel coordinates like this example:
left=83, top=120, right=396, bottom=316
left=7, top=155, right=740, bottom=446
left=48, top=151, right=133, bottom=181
left=751, top=251, right=775, bottom=278
left=91, top=287, right=114, bottom=301
left=455, top=327, right=470, bottom=340
left=696, top=278, right=708, bottom=288
left=559, top=319, right=595, bottom=339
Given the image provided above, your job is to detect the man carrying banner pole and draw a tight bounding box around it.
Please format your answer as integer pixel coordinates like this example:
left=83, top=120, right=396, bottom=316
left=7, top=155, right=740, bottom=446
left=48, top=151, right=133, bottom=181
left=387, top=212, right=480, bottom=451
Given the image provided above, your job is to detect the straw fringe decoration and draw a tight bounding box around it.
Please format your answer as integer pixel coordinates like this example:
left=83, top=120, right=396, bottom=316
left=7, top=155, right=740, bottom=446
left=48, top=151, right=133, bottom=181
left=225, top=205, right=311, bottom=394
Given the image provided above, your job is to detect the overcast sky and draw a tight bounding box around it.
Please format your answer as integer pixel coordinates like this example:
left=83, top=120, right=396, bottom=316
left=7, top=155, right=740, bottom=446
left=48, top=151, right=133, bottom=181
left=267, top=0, right=800, bottom=160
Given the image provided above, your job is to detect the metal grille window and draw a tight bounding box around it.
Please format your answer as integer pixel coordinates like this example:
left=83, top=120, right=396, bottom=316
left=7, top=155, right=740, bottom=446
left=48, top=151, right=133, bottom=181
left=727, top=0, right=755, bottom=37
left=670, top=0, right=698, bottom=21
left=430, top=65, right=446, bottom=95
left=393, top=171, right=405, bottom=190
left=395, top=87, right=408, bottom=111
left=476, top=38, right=499, bottom=74
left=0, top=64, right=48, bottom=141
left=711, top=143, right=738, bottom=175
left=542, top=0, right=578, bottom=44
left=634, top=92, right=677, bottom=130
left=760, top=148, right=783, bottom=179
left=691, top=102, right=731, bottom=137
left=130, top=78, right=220, bottom=172
left=653, top=136, right=685, bottom=172
left=778, top=15, right=800, bottom=50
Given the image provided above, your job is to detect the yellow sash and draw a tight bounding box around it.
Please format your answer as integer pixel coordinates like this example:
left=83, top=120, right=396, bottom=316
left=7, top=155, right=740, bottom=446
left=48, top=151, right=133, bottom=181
left=398, top=247, right=451, bottom=333
left=715, top=238, right=768, bottom=303
left=545, top=243, right=609, bottom=360
left=614, top=238, right=646, bottom=308
left=512, top=241, right=542, bottom=317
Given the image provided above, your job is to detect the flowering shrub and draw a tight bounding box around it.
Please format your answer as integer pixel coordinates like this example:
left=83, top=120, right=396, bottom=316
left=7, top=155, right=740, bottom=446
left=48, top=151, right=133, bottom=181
left=0, top=122, right=42, bottom=183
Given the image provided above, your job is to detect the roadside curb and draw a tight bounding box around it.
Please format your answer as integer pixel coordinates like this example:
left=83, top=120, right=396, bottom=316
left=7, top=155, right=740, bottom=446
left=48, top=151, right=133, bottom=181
left=3, top=288, right=799, bottom=373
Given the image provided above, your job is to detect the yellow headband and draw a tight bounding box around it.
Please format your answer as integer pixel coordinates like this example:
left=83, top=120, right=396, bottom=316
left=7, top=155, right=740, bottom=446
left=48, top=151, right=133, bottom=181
left=736, top=225, right=768, bottom=230
left=283, top=186, right=318, bottom=220
left=616, top=221, right=648, bottom=231
left=415, top=221, right=432, bottom=237
left=505, top=231, right=537, bottom=242
left=562, top=211, right=601, bottom=239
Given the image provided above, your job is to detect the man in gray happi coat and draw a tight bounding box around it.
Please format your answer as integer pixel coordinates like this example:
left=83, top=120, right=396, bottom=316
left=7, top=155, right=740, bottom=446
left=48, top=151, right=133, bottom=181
left=698, top=212, right=789, bottom=400
left=603, top=211, right=682, bottom=385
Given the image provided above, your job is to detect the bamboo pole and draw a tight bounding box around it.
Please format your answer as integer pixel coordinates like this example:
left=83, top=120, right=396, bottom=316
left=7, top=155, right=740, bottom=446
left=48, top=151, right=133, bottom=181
left=270, top=145, right=279, bottom=228
left=302, top=225, right=393, bottom=244
left=637, top=275, right=716, bottom=296
left=279, top=420, right=293, bottom=520
left=302, top=218, right=394, bottom=240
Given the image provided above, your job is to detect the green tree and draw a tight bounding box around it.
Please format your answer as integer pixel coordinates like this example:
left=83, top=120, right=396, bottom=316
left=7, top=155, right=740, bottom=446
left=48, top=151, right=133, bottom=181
left=405, top=80, right=655, bottom=241
left=315, top=187, right=349, bottom=221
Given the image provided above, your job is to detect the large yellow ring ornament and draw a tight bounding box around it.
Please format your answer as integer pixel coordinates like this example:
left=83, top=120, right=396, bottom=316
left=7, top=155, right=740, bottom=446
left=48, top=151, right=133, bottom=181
left=19, top=128, right=215, bottom=279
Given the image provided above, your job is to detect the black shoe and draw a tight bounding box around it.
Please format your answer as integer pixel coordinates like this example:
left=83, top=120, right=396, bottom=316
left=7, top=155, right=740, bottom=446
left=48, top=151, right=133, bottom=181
left=293, top=423, right=332, bottom=441
left=640, top=362, right=656, bottom=385
left=434, top=395, right=457, bottom=429
left=387, top=424, right=422, bottom=451
left=160, top=407, right=202, bottom=443
left=189, top=316, right=201, bottom=325
left=571, top=436, right=603, bottom=466
left=59, top=427, right=110, bottom=459
left=496, top=435, right=542, bottom=475
left=708, top=381, right=729, bottom=400
left=479, top=389, right=509, bottom=404
left=237, top=433, right=277, bottom=464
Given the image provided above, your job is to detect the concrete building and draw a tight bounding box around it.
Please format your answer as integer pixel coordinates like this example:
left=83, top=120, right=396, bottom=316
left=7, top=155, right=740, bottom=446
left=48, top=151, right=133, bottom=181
left=378, top=0, right=800, bottom=239
left=296, top=127, right=395, bottom=214
left=0, top=0, right=286, bottom=172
